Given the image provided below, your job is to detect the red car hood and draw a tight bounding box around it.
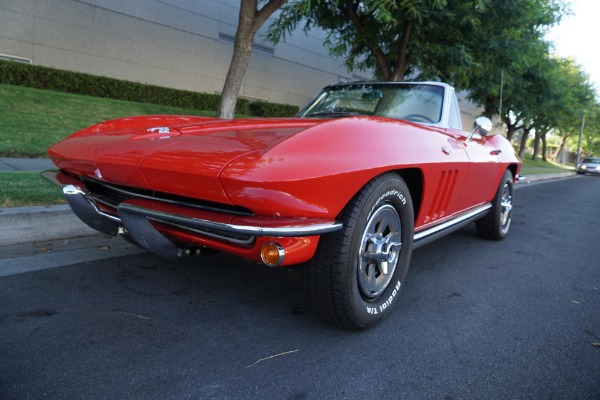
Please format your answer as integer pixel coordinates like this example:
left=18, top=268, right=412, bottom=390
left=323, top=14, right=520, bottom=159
left=48, top=116, right=319, bottom=204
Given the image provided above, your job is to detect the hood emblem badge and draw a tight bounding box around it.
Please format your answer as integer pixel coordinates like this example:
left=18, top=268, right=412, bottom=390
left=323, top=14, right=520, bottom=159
left=130, top=127, right=179, bottom=141
left=147, top=127, right=170, bottom=134
left=145, top=126, right=174, bottom=140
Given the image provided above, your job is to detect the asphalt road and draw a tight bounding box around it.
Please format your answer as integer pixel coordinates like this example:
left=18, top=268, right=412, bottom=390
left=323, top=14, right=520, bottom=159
left=1, top=176, right=599, bottom=400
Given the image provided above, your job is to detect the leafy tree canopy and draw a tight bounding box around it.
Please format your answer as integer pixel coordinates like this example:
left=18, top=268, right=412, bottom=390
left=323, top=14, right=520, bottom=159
left=268, top=0, right=563, bottom=87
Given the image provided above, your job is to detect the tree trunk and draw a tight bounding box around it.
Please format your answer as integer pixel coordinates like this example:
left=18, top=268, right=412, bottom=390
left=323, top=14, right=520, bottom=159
left=218, top=31, right=254, bottom=119
left=506, top=124, right=516, bottom=141
left=541, top=132, right=547, bottom=162
left=217, top=0, right=286, bottom=119
left=518, top=127, right=530, bottom=159
left=531, top=131, right=541, bottom=161
left=552, top=134, right=567, bottom=162
left=390, top=24, right=411, bottom=81
left=344, top=3, right=410, bottom=81
left=503, top=112, right=522, bottom=142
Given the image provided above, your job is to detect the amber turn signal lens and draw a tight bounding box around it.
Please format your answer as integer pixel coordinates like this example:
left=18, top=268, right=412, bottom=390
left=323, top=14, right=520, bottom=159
left=260, top=242, right=285, bottom=267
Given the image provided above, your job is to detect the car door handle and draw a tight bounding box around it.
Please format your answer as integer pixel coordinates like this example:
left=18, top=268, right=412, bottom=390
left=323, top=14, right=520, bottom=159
left=490, top=150, right=502, bottom=155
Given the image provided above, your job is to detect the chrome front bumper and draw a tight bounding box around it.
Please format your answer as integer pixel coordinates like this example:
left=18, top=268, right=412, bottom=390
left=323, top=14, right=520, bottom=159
left=43, top=170, right=343, bottom=259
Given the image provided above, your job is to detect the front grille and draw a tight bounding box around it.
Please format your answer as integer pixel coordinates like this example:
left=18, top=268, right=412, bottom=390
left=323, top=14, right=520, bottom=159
left=63, top=174, right=256, bottom=246
left=79, top=176, right=254, bottom=217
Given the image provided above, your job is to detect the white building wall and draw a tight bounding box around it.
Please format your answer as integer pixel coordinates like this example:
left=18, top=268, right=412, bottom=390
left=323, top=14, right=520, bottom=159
left=0, top=0, right=365, bottom=107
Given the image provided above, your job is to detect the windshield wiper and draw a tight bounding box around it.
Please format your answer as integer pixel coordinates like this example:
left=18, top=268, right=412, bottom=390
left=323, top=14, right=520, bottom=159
left=305, top=110, right=361, bottom=118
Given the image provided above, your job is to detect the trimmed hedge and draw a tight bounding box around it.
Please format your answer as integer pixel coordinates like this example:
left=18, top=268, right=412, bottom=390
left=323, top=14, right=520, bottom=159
left=249, top=100, right=299, bottom=117
left=0, top=59, right=299, bottom=117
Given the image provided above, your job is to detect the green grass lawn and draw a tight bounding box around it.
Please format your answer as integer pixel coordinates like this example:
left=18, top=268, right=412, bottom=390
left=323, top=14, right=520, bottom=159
left=0, top=172, right=65, bottom=207
left=0, top=84, right=218, bottom=158
left=519, top=157, right=574, bottom=176
left=0, top=83, right=227, bottom=206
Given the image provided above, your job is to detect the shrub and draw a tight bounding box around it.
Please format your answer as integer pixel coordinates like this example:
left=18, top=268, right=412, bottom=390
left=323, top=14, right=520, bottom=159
left=249, top=101, right=299, bottom=117
left=0, top=60, right=260, bottom=115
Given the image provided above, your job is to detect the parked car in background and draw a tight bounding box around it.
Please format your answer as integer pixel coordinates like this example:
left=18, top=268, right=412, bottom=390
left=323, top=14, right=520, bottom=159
left=577, top=157, right=600, bottom=175
left=44, top=81, right=521, bottom=329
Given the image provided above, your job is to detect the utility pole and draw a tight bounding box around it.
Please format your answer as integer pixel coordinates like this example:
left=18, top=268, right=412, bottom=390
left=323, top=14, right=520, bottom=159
left=498, top=70, right=504, bottom=131
left=575, top=113, right=585, bottom=169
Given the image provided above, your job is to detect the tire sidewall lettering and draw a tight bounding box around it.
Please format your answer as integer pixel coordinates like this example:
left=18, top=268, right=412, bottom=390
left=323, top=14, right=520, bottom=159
left=374, top=189, right=407, bottom=208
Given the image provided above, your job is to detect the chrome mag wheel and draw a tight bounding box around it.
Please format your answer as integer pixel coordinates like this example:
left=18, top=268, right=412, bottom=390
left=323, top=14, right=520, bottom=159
left=358, top=204, right=402, bottom=300
left=500, top=182, right=513, bottom=231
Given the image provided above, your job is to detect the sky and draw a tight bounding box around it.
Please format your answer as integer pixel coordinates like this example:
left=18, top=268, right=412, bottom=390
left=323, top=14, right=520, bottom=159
left=546, top=0, right=600, bottom=93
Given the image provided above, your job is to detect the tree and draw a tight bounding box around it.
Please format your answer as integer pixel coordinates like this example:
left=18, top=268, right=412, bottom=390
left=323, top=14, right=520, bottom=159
left=506, top=57, right=597, bottom=162
left=217, top=0, right=288, bottom=119
left=575, top=107, right=600, bottom=158
left=268, top=0, right=563, bottom=87
left=268, top=0, right=463, bottom=81
left=549, top=59, right=598, bottom=161
left=514, top=57, right=597, bottom=162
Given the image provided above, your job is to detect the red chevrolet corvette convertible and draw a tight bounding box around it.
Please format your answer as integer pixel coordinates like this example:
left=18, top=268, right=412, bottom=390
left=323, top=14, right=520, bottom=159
left=44, top=82, right=521, bottom=329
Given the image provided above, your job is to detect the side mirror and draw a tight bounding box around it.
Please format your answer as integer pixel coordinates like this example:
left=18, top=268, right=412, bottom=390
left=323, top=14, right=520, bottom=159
left=467, top=116, right=493, bottom=140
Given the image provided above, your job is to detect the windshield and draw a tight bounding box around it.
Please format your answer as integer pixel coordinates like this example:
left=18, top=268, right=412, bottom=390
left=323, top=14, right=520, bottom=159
left=299, top=83, right=445, bottom=124
left=583, top=158, right=600, bottom=163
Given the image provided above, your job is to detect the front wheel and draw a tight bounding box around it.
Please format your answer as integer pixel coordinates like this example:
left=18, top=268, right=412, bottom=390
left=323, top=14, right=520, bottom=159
left=476, top=169, right=514, bottom=240
left=305, top=173, right=414, bottom=330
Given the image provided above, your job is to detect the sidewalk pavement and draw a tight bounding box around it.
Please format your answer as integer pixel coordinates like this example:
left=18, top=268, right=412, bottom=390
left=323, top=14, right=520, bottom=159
left=0, top=157, right=54, bottom=172
left=0, top=158, right=578, bottom=247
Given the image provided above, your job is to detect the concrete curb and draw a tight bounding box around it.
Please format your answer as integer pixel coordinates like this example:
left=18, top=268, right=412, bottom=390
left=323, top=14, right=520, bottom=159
left=517, top=171, right=577, bottom=183
left=0, top=205, right=96, bottom=247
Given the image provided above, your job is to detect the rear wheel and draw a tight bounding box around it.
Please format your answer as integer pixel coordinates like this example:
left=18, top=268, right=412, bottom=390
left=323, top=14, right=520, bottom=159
left=476, top=169, right=514, bottom=240
left=305, top=173, right=414, bottom=330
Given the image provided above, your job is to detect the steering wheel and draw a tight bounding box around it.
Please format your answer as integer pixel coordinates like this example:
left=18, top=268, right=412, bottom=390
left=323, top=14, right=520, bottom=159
left=401, top=114, right=435, bottom=123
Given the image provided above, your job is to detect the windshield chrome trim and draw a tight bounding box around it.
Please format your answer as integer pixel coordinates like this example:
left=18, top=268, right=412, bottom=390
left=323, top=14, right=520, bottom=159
left=298, top=81, right=454, bottom=129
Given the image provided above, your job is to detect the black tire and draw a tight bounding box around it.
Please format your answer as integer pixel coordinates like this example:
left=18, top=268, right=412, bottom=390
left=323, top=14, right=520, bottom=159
left=476, top=169, right=514, bottom=240
left=305, top=173, right=414, bottom=330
